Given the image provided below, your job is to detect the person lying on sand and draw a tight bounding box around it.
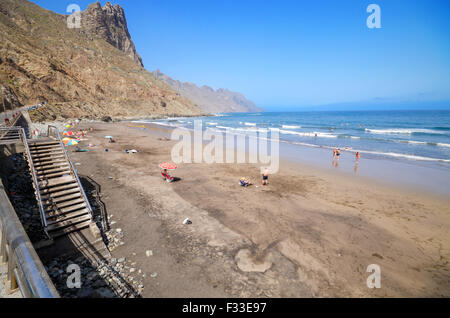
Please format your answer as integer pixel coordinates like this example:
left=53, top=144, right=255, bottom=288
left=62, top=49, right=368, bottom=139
left=240, top=177, right=251, bottom=187
left=162, top=169, right=175, bottom=183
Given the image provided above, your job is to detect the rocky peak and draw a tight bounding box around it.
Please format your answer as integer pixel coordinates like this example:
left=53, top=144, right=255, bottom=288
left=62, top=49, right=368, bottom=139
left=81, top=1, right=143, bottom=67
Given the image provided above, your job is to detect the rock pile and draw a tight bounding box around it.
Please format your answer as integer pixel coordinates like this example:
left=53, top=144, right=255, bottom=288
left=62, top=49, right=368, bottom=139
left=43, top=254, right=144, bottom=298
left=5, top=154, right=48, bottom=243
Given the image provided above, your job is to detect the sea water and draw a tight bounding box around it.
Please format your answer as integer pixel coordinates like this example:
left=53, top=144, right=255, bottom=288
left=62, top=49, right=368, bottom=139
left=137, top=110, right=450, bottom=165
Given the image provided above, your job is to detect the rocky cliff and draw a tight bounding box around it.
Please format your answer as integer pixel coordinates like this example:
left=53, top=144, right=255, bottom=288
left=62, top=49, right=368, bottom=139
left=153, top=70, right=264, bottom=113
left=81, top=1, right=143, bottom=67
left=0, top=0, right=202, bottom=120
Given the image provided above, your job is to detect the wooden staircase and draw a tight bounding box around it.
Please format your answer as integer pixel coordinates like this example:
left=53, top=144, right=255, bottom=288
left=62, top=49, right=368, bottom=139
left=24, top=128, right=93, bottom=238
left=0, top=126, right=22, bottom=145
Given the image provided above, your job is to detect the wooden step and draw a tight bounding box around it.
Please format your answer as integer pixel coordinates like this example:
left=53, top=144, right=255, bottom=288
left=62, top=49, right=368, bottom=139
left=30, top=149, right=64, bottom=155
left=47, top=202, right=87, bottom=216
left=40, top=182, right=79, bottom=195
left=33, top=158, right=68, bottom=166
left=28, top=141, right=60, bottom=146
left=43, top=192, right=82, bottom=205
left=35, top=163, right=70, bottom=171
left=46, top=207, right=89, bottom=220
left=47, top=215, right=92, bottom=232
left=31, top=154, right=66, bottom=161
left=36, top=167, right=71, bottom=176
left=44, top=198, right=86, bottom=212
left=48, top=220, right=92, bottom=238
left=41, top=187, right=80, bottom=200
left=36, top=166, right=71, bottom=175
left=47, top=209, right=90, bottom=225
left=31, top=151, right=64, bottom=157
left=29, top=144, right=62, bottom=149
left=38, top=172, right=71, bottom=180
left=39, top=175, right=75, bottom=188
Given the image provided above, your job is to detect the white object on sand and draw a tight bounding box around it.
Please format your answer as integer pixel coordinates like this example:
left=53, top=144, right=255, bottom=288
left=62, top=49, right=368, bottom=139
left=183, top=218, right=192, bottom=225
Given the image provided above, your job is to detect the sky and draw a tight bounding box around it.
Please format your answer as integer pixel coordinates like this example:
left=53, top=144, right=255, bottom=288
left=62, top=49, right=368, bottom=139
left=30, top=0, right=450, bottom=110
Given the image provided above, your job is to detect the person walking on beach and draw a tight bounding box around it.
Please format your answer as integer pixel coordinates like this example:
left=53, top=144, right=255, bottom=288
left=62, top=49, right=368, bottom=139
left=336, top=149, right=341, bottom=160
left=356, top=152, right=360, bottom=162
left=262, top=168, right=270, bottom=186
left=333, top=148, right=337, bottom=160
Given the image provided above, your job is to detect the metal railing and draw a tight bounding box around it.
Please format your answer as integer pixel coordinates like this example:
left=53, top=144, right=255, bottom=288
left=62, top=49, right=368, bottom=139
left=47, top=126, right=94, bottom=219
left=0, top=178, right=59, bottom=298
left=19, top=128, right=49, bottom=238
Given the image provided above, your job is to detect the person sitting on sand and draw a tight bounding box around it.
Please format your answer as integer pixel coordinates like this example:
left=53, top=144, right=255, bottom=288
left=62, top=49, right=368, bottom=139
left=240, top=177, right=251, bottom=187
left=262, top=168, right=270, bottom=186
left=162, top=169, right=174, bottom=183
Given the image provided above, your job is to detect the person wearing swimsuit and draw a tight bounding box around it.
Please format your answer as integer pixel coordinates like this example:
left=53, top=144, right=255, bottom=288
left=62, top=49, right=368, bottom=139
left=262, top=168, right=270, bottom=186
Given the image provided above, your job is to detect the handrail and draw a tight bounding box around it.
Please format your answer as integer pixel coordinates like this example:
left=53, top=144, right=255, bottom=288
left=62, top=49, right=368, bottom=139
left=47, top=126, right=94, bottom=219
left=0, top=179, right=59, bottom=298
left=19, top=128, right=49, bottom=236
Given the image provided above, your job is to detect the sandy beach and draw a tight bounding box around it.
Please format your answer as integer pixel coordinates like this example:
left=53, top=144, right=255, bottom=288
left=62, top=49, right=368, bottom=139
left=64, top=121, right=450, bottom=297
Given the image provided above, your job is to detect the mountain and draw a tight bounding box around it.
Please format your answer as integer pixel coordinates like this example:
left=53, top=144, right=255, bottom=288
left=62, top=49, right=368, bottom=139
left=0, top=0, right=202, bottom=120
left=81, top=2, right=143, bottom=67
left=153, top=70, right=263, bottom=113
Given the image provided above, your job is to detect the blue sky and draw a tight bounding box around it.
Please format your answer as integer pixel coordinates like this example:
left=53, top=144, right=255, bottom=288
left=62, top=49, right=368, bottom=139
left=30, top=0, right=450, bottom=110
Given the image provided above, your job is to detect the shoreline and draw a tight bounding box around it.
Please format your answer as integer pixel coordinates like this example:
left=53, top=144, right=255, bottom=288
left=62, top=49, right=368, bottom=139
left=63, top=121, right=449, bottom=297
left=132, top=120, right=450, bottom=198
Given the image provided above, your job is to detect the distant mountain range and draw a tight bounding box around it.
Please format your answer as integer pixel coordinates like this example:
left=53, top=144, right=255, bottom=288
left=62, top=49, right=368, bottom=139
left=152, top=70, right=263, bottom=114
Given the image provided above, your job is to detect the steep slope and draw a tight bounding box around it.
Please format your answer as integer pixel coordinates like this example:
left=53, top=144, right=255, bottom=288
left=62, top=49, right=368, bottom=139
left=0, top=0, right=202, bottom=120
left=153, top=70, right=263, bottom=113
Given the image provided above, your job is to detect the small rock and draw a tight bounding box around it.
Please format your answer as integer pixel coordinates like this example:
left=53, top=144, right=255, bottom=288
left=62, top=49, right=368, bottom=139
left=146, top=250, right=153, bottom=257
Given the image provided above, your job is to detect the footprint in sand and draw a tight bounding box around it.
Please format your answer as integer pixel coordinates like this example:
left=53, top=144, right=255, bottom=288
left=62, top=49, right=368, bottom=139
left=235, top=249, right=272, bottom=273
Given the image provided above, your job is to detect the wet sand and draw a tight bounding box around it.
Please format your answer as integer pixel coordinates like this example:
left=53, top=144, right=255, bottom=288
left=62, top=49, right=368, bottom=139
left=68, top=121, right=450, bottom=297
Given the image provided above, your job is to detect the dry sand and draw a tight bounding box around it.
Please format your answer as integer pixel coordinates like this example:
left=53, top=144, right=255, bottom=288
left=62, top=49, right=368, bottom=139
left=68, top=121, right=450, bottom=297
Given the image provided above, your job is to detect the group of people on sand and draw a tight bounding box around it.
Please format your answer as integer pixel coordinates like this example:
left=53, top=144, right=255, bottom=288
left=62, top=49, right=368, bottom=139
left=161, top=167, right=270, bottom=187
left=239, top=168, right=270, bottom=187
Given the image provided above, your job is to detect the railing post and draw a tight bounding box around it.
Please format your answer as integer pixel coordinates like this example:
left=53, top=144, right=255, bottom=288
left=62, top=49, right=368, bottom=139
left=0, top=228, right=7, bottom=264
left=7, top=249, right=18, bottom=292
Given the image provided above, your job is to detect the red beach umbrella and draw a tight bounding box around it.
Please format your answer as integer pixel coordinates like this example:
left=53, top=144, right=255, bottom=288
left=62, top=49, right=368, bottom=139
left=159, top=162, right=178, bottom=170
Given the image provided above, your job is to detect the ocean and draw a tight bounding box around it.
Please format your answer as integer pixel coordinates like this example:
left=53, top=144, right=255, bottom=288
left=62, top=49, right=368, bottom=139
left=136, top=110, right=450, bottom=167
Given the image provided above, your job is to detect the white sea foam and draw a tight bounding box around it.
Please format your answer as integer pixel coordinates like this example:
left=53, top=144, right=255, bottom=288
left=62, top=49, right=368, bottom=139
left=365, top=128, right=444, bottom=135
left=282, top=125, right=301, bottom=129
left=207, top=122, right=218, bottom=126
left=245, top=122, right=257, bottom=126
left=357, top=150, right=450, bottom=163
